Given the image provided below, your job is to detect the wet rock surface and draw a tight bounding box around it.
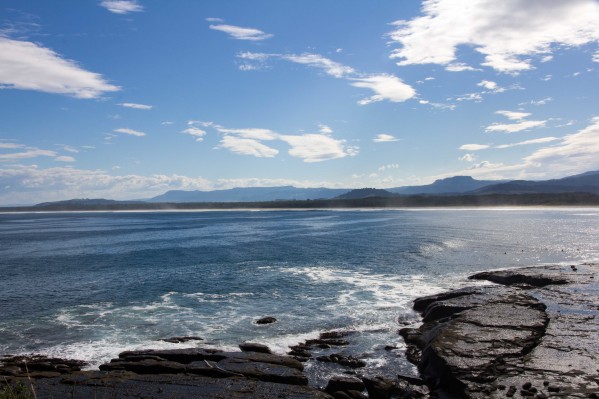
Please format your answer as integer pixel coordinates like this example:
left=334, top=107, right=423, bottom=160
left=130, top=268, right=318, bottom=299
left=405, top=263, right=599, bottom=398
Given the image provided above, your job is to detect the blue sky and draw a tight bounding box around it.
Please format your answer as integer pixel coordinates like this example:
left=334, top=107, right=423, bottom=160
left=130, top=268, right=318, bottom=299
left=1, top=0, right=599, bottom=204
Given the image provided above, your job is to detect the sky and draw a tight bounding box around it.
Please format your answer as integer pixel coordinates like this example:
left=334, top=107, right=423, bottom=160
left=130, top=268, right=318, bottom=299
left=1, top=0, right=599, bottom=205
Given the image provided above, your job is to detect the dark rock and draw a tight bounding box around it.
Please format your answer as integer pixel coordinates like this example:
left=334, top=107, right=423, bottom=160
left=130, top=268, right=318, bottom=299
left=255, top=316, right=277, bottom=324
left=404, top=344, right=421, bottom=365
left=99, top=359, right=185, bottom=374
left=306, top=338, right=349, bottom=346
left=345, top=390, right=367, bottom=399
left=333, top=392, right=353, bottom=399
left=398, top=327, right=423, bottom=346
left=397, top=373, right=424, bottom=386
left=239, top=342, right=272, bottom=354
left=118, top=348, right=225, bottom=364
left=362, top=376, right=395, bottom=399
left=412, top=286, right=482, bottom=313
left=223, top=351, right=304, bottom=371
left=320, top=331, right=351, bottom=339
left=325, top=375, right=365, bottom=394
left=215, top=357, right=308, bottom=385
left=409, top=264, right=599, bottom=398
left=160, top=336, right=203, bottom=343
left=470, top=268, right=569, bottom=287
left=316, top=354, right=366, bottom=369
left=0, top=366, right=22, bottom=376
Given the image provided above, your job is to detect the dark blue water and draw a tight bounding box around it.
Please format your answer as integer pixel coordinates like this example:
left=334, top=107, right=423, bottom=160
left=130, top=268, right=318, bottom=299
left=1, top=209, right=598, bottom=383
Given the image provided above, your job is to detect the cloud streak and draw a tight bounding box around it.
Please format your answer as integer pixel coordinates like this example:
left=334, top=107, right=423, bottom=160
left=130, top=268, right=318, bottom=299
left=0, top=37, right=120, bottom=98
left=100, top=1, right=143, bottom=14
left=114, top=128, right=146, bottom=137
left=209, top=24, right=272, bottom=41
left=238, top=52, right=416, bottom=105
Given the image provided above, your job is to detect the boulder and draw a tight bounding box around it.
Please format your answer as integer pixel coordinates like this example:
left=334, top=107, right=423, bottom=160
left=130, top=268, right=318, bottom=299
left=325, top=375, right=365, bottom=394
left=239, top=342, right=272, bottom=354
left=255, top=316, right=277, bottom=325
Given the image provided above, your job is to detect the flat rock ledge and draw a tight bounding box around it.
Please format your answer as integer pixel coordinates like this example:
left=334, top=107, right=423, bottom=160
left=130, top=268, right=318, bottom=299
left=403, top=263, right=599, bottom=398
left=1, top=349, right=330, bottom=399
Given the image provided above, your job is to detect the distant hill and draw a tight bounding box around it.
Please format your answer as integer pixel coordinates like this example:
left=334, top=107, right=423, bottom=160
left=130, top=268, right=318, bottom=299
left=35, top=198, right=144, bottom=207
left=388, top=176, right=505, bottom=195
left=335, top=188, right=396, bottom=200
left=147, top=186, right=349, bottom=203
left=474, top=170, right=599, bottom=194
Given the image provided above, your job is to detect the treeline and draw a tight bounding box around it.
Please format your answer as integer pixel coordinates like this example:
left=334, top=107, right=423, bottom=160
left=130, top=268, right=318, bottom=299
left=2, top=192, right=599, bottom=212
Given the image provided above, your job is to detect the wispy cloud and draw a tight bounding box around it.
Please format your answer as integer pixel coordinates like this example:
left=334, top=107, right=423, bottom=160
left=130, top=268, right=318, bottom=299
left=318, top=124, right=333, bottom=134
left=495, top=137, right=560, bottom=149
left=100, top=0, right=143, bottom=14
left=445, top=63, right=481, bottom=72
left=119, top=102, right=153, bottom=110
left=237, top=52, right=416, bottom=105
left=351, top=74, right=416, bottom=105
left=485, top=110, right=546, bottom=133
left=373, top=134, right=400, bottom=143
left=209, top=24, right=272, bottom=41
left=114, top=128, right=146, bottom=137
left=388, top=0, right=599, bottom=73
left=496, top=110, right=531, bottom=121
left=0, top=37, right=120, bottom=98
left=458, top=153, right=477, bottom=162
left=180, top=127, right=206, bottom=142
left=54, top=155, right=76, bottom=162
left=459, top=144, right=490, bottom=151
left=218, top=136, right=279, bottom=158
left=281, top=53, right=355, bottom=78
left=0, top=148, right=57, bottom=162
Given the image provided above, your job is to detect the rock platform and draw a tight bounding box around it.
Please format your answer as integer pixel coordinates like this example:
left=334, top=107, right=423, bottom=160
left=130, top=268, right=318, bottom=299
left=404, top=263, right=599, bottom=398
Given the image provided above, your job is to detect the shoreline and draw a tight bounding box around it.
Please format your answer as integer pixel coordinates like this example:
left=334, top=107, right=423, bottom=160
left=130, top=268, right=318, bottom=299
left=2, top=263, right=598, bottom=398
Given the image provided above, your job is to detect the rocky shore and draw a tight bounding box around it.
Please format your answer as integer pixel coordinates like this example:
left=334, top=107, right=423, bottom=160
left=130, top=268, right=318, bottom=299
left=1, top=263, right=598, bottom=398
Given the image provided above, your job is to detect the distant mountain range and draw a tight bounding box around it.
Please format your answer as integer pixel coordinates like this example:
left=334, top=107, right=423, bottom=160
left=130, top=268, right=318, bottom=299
left=147, top=186, right=348, bottom=203
left=31, top=170, right=599, bottom=206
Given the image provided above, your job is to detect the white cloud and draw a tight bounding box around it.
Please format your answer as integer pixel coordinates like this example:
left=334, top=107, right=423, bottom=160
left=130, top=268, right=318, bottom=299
left=459, top=144, right=490, bottom=151
left=0, top=37, right=120, bottom=98
left=0, top=148, right=57, bottom=162
left=0, top=142, right=24, bottom=149
left=351, top=74, right=416, bottom=105
left=540, top=55, right=553, bottom=63
left=205, top=17, right=224, bottom=23
left=496, top=110, right=531, bottom=121
left=495, top=137, right=560, bottom=149
left=458, top=153, right=477, bottom=162
left=373, top=134, right=400, bottom=143
left=455, top=92, right=483, bottom=102
left=279, top=134, right=357, bottom=163
left=218, top=136, right=278, bottom=158
left=161, top=121, right=174, bottom=125
left=99, top=0, right=143, bottom=14
left=114, top=128, right=146, bottom=137
left=237, top=52, right=416, bottom=105
left=419, top=100, right=429, bottom=104
left=388, top=0, right=599, bottom=73
left=519, top=97, right=553, bottom=106
left=524, top=117, right=599, bottom=173
left=424, top=76, right=435, bottom=81
left=486, top=120, right=546, bottom=133
left=594, top=51, right=599, bottom=62
left=209, top=24, right=272, bottom=41
left=445, top=63, right=480, bottom=72
left=180, top=127, right=206, bottom=142
left=119, top=102, right=153, bottom=110
left=216, top=127, right=278, bottom=141
left=318, top=124, right=333, bottom=134
left=477, top=80, right=497, bottom=90
left=54, top=156, right=75, bottom=162
left=281, top=53, right=355, bottom=78
left=378, top=163, right=400, bottom=171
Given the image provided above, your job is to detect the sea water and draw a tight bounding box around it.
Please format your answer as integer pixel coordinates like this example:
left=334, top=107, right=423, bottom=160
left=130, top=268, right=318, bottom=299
left=1, top=208, right=598, bottom=384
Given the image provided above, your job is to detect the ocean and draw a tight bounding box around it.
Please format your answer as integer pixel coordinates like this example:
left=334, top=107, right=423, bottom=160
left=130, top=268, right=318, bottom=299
left=1, top=208, right=598, bottom=385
